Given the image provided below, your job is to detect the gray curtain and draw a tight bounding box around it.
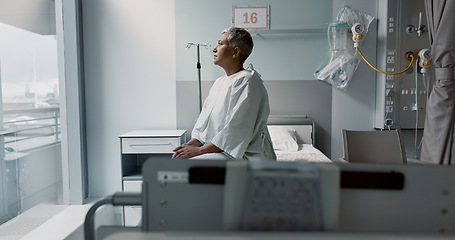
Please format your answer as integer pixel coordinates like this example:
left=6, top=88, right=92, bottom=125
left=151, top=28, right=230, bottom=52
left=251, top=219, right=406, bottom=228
left=421, top=0, right=455, bottom=164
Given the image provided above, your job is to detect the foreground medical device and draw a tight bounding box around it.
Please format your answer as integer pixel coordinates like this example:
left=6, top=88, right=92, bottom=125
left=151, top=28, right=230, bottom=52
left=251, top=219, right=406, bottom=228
left=141, top=159, right=339, bottom=232
left=84, top=192, right=142, bottom=240
left=138, top=158, right=455, bottom=233
left=223, top=161, right=339, bottom=231
left=88, top=158, right=455, bottom=239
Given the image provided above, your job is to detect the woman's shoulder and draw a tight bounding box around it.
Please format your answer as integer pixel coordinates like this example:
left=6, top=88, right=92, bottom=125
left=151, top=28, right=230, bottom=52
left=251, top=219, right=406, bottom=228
left=235, top=69, right=262, bottom=83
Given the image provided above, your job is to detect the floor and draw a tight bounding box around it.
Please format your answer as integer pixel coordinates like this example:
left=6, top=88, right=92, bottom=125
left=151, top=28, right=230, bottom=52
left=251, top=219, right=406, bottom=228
left=0, top=203, right=67, bottom=239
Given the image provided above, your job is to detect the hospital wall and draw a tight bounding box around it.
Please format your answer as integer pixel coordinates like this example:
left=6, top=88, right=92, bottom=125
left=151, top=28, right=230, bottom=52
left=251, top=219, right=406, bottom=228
left=81, top=0, right=177, bottom=197
left=331, top=0, right=378, bottom=160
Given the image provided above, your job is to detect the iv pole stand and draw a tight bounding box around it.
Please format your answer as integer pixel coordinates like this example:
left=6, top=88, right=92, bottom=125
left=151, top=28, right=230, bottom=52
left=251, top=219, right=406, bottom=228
left=187, top=43, right=209, bottom=112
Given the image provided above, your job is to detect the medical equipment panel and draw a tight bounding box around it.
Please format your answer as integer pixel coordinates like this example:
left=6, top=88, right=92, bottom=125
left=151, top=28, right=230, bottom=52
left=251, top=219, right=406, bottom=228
left=375, top=0, right=432, bottom=129
left=223, top=161, right=339, bottom=231
left=141, top=159, right=339, bottom=232
left=138, top=158, right=455, bottom=234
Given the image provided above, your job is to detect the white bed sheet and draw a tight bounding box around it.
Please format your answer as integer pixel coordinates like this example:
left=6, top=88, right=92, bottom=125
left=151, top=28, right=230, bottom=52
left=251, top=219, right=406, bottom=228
left=275, top=144, right=332, bottom=163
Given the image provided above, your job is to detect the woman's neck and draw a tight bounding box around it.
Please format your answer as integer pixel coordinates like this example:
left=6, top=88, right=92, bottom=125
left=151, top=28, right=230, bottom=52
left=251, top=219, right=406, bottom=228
left=224, top=64, right=244, bottom=76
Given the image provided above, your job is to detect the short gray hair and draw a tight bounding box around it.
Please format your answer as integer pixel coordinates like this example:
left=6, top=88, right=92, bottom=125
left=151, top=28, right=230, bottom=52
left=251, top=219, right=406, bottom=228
left=222, top=27, right=254, bottom=64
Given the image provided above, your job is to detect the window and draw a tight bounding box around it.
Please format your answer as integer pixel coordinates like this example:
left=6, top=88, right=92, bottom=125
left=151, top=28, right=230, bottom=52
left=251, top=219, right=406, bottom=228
left=0, top=22, right=61, bottom=225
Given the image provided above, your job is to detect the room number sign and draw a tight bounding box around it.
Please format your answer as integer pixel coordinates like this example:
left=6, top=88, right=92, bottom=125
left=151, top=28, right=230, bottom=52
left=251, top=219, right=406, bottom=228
left=233, top=6, right=269, bottom=29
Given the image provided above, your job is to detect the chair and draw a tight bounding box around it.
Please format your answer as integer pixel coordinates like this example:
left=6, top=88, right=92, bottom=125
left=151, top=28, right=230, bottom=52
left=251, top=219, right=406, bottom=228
left=341, top=129, right=407, bottom=164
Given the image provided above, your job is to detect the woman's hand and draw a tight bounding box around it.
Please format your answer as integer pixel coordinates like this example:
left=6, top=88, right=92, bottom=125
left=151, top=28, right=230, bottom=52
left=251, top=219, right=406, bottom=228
left=172, top=144, right=202, bottom=158
left=172, top=140, right=223, bottom=159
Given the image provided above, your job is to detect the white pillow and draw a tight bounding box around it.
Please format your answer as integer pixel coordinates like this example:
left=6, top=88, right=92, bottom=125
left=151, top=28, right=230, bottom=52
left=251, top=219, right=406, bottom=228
left=267, top=126, right=299, bottom=152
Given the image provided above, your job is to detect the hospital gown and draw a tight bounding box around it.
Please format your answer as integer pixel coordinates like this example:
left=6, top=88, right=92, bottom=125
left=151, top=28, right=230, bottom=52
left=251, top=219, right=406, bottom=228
left=192, top=69, right=276, bottom=160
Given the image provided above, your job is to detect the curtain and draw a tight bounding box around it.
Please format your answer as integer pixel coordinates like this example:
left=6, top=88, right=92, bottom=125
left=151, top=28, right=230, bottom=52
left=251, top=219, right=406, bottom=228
left=421, top=0, right=455, bottom=164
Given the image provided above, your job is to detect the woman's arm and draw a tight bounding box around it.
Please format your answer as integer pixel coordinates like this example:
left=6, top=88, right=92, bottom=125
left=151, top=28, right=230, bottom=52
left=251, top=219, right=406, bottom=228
left=200, top=142, right=223, bottom=154
left=186, top=138, right=203, bottom=147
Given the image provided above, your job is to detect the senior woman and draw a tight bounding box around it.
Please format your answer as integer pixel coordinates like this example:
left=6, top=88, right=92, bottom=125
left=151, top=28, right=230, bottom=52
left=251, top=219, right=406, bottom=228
left=172, top=27, right=276, bottom=161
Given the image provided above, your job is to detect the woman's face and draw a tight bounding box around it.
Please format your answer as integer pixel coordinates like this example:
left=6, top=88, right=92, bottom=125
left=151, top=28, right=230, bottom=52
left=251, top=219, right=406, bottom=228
left=213, top=33, right=234, bottom=68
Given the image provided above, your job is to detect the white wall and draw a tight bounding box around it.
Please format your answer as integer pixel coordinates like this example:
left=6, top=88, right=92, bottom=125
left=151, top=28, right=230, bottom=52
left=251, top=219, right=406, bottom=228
left=176, top=0, right=332, bottom=82
left=81, top=0, right=177, bottom=197
left=330, top=0, right=378, bottom=160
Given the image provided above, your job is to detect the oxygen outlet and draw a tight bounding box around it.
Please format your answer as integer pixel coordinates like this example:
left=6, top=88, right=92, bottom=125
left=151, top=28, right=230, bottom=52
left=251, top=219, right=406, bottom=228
left=406, top=25, right=415, bottom=34
left=405, top=52, right=414, bottom=61
left=385, top=118, right=393, bottom=127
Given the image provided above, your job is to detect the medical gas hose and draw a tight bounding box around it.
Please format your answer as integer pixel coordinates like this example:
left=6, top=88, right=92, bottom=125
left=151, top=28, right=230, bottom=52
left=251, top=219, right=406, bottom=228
left=357, top=48, right=415, bottom=75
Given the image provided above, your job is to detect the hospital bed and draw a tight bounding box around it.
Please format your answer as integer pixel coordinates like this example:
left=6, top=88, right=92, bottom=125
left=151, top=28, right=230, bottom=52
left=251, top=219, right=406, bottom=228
left=267, top=115, right=331, bottom=163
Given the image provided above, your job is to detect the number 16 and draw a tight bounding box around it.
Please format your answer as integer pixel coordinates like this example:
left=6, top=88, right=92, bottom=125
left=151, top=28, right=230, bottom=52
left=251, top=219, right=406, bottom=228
left=243, top=12, right=258, bottom=24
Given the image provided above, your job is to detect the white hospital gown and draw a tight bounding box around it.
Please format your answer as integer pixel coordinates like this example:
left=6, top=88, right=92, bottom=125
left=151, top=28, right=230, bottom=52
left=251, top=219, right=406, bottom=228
left=192, top=69, right=276, bottom=160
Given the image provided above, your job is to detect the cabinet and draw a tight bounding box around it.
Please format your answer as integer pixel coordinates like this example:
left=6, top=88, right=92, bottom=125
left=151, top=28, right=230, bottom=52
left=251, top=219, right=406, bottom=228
left=119, top=130, right=187, bottom=226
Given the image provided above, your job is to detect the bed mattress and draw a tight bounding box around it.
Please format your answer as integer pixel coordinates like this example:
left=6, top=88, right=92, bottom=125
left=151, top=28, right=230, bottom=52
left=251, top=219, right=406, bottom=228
left=275, top=144, right=332, bottom=163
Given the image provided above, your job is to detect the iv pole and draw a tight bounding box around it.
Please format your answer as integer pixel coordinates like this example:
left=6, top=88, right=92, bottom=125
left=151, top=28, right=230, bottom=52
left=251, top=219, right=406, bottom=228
left=186, top=43, right=210, bottom=112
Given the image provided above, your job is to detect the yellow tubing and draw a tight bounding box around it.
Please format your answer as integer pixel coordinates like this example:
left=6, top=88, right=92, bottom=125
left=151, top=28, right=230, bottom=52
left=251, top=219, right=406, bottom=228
left=357, top=48, right=414, bottom=75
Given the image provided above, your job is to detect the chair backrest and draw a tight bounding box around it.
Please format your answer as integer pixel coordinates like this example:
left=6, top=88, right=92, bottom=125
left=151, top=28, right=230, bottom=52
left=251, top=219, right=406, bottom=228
left=341, top=129, right=407, bottom=164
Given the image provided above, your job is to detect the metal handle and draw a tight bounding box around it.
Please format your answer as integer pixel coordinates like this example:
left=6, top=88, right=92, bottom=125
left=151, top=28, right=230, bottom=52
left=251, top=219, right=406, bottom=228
left=129, top=143, right=172, bottom=147
left=84, top=192, right=142, bottom=240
